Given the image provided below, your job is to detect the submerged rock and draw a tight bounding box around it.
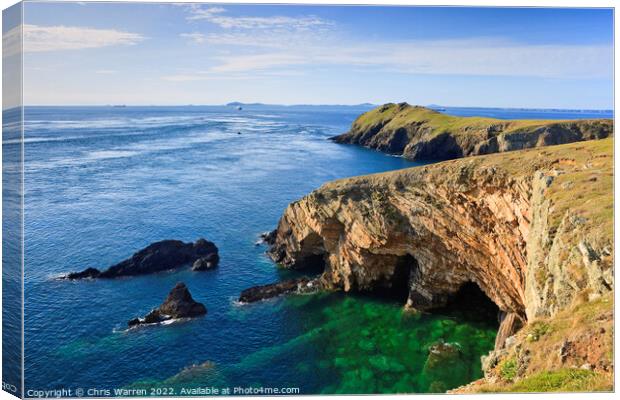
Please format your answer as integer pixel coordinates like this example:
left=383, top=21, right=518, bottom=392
left=64, top=238, right=219, bottom=279
left=426, top=341, right=463, bottom=369
left=238, top=277, right=318, bottom=303
left=128, top=282, right=206, bottom=327
left=423, top=341, right=468, bottom=391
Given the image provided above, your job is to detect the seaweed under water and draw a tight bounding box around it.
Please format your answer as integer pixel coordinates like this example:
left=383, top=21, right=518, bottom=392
left=130, top=292, right=497, bottom=394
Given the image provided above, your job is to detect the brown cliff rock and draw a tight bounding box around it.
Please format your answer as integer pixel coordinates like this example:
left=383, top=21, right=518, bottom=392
left=268, top=138, right=613, bottom=391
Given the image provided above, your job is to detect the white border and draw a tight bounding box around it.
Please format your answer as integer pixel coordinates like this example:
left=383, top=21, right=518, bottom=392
left=0, top=2, right=616, bottom=400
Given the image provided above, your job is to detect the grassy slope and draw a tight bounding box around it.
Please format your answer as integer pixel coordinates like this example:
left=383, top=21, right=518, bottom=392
left=348, top=104, right=570, bottom=138
left=475, top=292, right=613, bottom=392
left=350, top=103, right=611, bottom=140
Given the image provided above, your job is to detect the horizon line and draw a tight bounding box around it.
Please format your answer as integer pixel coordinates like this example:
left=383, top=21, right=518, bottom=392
left=4, top=103, right=614, bottom=112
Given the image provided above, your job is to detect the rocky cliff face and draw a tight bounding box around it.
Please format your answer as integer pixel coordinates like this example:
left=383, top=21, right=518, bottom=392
left=331, top=103, right=613, bottom=161
left=268, top=138, right=613, bottom=390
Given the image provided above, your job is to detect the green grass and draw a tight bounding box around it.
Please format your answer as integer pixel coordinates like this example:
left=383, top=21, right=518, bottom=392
left=526, top=321, right=552, bottom=342
left=508, top=369, right=610, bottom=392
left=499, top=358, right=518, bottom=381
left=350, top=103, right=611, bottom=141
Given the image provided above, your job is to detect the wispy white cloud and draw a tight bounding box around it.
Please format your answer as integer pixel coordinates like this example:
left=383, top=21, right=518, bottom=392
left=94, top=69, right=118, bottom=74
left=3, top=25, right=22, bottom=57
left=209, top=53, right=307, bottom=73
left=184, top=6, right=226, bottom=21
left=18, top=24, right=145, bottom=53
left=202, top=31, right=332, bottom=49
left=161, top=66, right=306, bottom=82
left=183, top=5, right=333, bottom=31
left=180, top=32, right=207, bottom=44
left=170, top=7, right=611, bottom=81
left=161, top=71, right=252, bottom=82
left=170, top=35, right=611, bottom=80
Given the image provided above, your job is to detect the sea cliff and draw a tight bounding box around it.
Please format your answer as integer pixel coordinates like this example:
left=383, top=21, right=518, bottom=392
left=331, top=103, right=613, bottom=161
left=268, top=138, right=613, bottom=391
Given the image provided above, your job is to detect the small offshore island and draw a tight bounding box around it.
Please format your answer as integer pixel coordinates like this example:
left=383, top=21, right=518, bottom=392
left=260, top=103, right=614, bottom=392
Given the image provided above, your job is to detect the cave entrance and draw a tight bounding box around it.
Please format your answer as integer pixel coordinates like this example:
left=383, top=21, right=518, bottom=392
left=294, top=232, right=327, bottom=275
left=367, top=254, right=416, bottom=302
left=296, top=253, right=326, bottom=275
left=432, top=281, right=500, bottom=327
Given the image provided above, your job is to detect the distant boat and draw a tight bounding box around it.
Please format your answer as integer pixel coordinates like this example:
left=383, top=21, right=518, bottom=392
left=237, top=106, right=243, bottom=111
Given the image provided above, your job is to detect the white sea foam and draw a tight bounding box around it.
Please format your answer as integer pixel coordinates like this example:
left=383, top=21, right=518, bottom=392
left=86, top=150, right=140, bottom=160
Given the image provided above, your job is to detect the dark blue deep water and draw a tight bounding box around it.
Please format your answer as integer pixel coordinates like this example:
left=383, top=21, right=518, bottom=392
left=18, top=105, right=611, bottom=395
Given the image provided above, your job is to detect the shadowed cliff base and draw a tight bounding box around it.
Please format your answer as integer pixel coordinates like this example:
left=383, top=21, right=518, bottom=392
left=331, top=103, right=613, bottom=161
left=431, top=282, right=500, bottom=325
left=268, top=138, right=613, bottom=392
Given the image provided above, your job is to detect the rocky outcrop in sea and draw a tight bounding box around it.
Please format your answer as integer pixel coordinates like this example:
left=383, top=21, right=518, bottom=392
left=64, top=238, right=219, bottom=279
left=128, top=282, right=206, bottom=327
left=238, top=277, right=319, bottom=303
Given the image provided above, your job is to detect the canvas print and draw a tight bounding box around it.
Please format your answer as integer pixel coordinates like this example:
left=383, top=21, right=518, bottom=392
left=2, top=1, right=614, bottom=397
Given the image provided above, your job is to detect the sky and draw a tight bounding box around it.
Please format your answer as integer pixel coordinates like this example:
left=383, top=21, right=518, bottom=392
left=3, top=2, right=615, bottom=108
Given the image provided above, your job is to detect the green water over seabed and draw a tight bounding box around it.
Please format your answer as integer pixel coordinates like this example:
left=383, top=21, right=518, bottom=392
left=129, top=292, right=497, bottom=394
left=283, top=293, right=497, bottom=393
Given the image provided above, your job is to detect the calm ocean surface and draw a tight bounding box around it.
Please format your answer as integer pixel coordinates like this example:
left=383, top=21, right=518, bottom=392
left=16, top=105, right=611, bottom=394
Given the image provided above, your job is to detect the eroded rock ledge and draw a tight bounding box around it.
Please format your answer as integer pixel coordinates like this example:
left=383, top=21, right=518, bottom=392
left=268, top=138, right=613, bottom=331
left=331, top=103, right=613, bottom=161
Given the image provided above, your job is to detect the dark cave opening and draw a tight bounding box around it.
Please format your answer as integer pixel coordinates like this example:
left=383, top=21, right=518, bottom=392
left=292, top=231, right=327, bottom=274
left=294, top=253, right=327, bottom=275
left=367, top=254, right=416, bottom=302
left=432, top=281, right=500, bottom=327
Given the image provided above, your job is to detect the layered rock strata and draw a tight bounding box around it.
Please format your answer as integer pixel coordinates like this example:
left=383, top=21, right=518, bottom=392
left=331, top=103, right=613, bottom=161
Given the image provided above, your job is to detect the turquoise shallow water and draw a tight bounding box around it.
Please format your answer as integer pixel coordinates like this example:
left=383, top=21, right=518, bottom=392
left=16, top=105, right=607, bottom=394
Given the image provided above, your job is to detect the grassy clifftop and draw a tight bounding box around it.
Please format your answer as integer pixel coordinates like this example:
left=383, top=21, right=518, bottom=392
left=331, top=103, right=613, bottom=161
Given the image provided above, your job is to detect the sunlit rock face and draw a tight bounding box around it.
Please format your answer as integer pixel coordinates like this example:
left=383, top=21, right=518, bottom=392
left=268, top=139, right=613, bottom=324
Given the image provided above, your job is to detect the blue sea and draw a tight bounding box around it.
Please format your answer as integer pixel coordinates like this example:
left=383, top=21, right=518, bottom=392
left=6, top=105, right=611, bottom=394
